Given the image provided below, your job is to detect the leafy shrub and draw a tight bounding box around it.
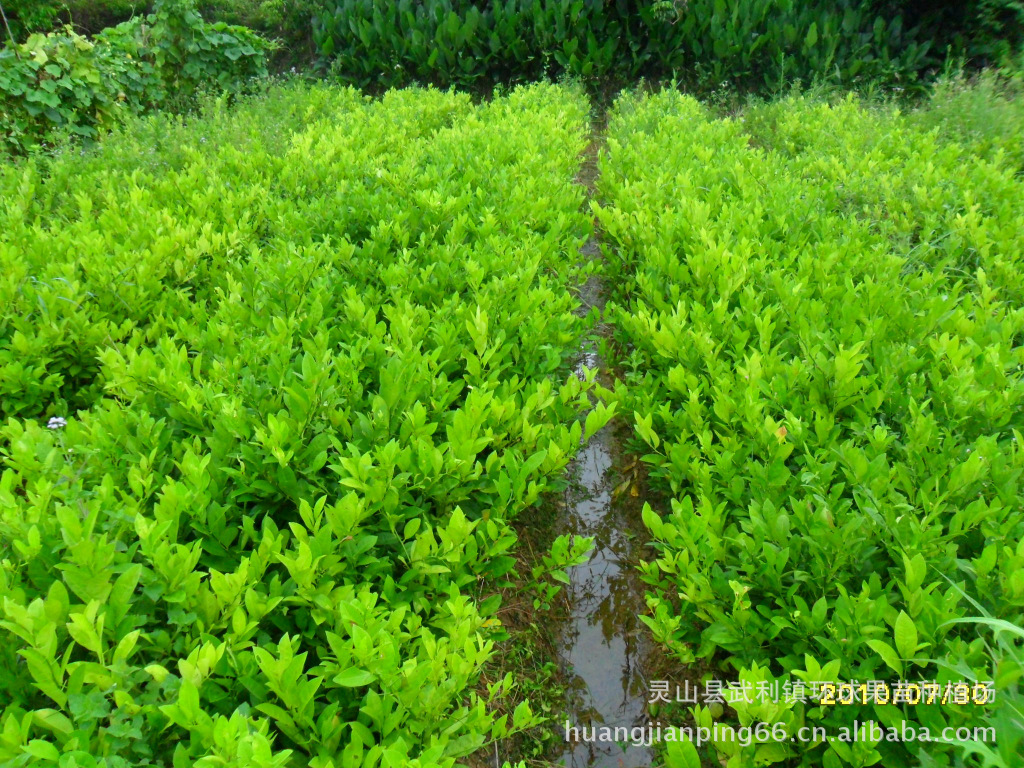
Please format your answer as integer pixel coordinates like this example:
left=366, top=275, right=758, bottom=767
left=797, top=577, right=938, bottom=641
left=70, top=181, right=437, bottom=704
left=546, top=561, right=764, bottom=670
left=196, top=0, right=321, bottom=59
left=649, top=0, right=933, bottom=89
left=0, top=26, right=159, bottom=152
left=0, top=81, right=611, bottom=765
left=311, top=0, right=935, bottom=91
left=0, top=0, right=271, bottom=154
left=3, top=0, right=315, bottom=61
left=596, top=89, right=1024, bottom=766
left=313, top=0, right=625, bottom=89
left=99, top=0, right=271, bottom=97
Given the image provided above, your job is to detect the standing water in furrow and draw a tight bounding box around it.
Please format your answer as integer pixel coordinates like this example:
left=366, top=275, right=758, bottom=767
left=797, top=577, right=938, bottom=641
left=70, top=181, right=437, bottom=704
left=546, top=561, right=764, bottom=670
left=558, top=238, right=654, bottom=768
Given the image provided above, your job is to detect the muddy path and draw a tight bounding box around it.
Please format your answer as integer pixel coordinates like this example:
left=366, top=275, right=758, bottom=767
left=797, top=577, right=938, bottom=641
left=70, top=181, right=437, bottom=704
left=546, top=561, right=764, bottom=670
left=557, top=126, right=657, bottom=768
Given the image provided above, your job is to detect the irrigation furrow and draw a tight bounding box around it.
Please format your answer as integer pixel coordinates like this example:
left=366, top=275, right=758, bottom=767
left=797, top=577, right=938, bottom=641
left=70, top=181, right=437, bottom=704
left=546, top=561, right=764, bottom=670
left=558, top=128, right=655, bottom=768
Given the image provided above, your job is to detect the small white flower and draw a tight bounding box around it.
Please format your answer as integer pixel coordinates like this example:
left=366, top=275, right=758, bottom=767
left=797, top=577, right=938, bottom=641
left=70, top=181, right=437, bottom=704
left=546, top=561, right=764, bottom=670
left=47, top=417, right=67, bottom=429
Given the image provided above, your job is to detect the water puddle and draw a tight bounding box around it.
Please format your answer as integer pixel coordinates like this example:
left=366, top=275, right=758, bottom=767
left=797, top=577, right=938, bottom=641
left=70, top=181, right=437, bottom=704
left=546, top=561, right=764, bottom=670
left=558, top=262, right=654, bottom=768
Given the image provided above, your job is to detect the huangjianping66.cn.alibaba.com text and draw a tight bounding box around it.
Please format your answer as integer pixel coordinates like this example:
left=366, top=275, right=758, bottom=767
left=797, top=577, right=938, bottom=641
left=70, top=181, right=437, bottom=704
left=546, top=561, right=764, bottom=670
left=564, top=720, right=997, bottom=749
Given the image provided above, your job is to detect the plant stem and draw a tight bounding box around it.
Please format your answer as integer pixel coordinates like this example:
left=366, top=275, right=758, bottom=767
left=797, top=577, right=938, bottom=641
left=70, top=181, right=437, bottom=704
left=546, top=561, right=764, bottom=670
left=0, top=0, right=21, bottom=55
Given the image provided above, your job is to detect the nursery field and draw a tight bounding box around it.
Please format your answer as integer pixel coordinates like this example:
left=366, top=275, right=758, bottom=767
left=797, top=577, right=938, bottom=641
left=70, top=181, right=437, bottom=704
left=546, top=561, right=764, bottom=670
left=597, top=92, right=1024, bottom=767
left=0, top=83, right=612, bottom=766
left=2, top=78, right=1023, bottom=768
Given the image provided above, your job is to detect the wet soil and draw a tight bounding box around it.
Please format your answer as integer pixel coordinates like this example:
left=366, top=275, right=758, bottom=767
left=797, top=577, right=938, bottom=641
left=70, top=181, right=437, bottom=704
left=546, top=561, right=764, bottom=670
left=556, top=208, right=656, bottom=766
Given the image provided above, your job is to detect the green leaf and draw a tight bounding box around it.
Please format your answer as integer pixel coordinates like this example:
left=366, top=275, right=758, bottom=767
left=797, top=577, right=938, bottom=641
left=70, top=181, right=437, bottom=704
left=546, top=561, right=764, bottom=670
left=665, top=740, right=701, bottom=768
left=894, top=611, right=918, bottom=659
left=805, top=22, right=818, bottom=48
left=941, top=617, right=1024, bottom=641
left=867, top=640, right=903, bottom=675
left=641, top=503, right=662, bottom=537
left=32, top=710, right=73, bottom=738
left=24, top=740, right=60, bottom=762
left=333, top=668, right=375, bottom=687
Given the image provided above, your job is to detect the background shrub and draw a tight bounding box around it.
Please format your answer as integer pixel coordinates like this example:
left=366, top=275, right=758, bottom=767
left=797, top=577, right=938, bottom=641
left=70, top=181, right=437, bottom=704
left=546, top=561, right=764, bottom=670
left=194, top=0, right=320, bottom=61
left=0, top=26, right=154, bottom=153
left=898, top=0, right=1024, bottom=66
left=1, top=0, right=310, bottom=63
left=1, top=0, right=65, bottom=42
left=647, top=0, right=933, bottom=89
left=311, top=0, right=935, bottom=92
left=2, top=0, right=146, bottom=40
left=61, top=0, right=146, bottom=35
left=6, top=0, right=1024, bottom=89
left=0, top=0, right=271, bottom=154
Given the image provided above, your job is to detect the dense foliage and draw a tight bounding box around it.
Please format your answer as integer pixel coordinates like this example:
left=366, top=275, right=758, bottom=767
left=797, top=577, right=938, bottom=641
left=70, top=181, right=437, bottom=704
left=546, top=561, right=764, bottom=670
left=1, top=0, right=316, bottom=65
left=311, top=0, right=936, bottom=91
left=0, top=0, right=144, bottom=39
left=1, top=0, right=64, bottom=42
left=4, top=0, right=1023, bottom=92
left=0, top=82, right=610, bottom=766
left=2, top=0, right=146, bottom=40
left=0, top=0, right=270, bottom=153
left=311, top=0, right=942, bottom=91
left=901, top=0, right=1024, bottom=65
left=194, top=0, right=321, bottom=60
left=596, top=90, right=1024, bottom=766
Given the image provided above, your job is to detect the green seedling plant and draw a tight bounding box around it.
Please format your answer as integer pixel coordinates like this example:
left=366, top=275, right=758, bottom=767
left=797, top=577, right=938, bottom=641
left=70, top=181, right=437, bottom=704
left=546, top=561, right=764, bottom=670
left=0, top=81, right=613, bottom=767
left=597, top=89, right=1024, bottom=767
left=528, top=534, right=594, bottom=611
